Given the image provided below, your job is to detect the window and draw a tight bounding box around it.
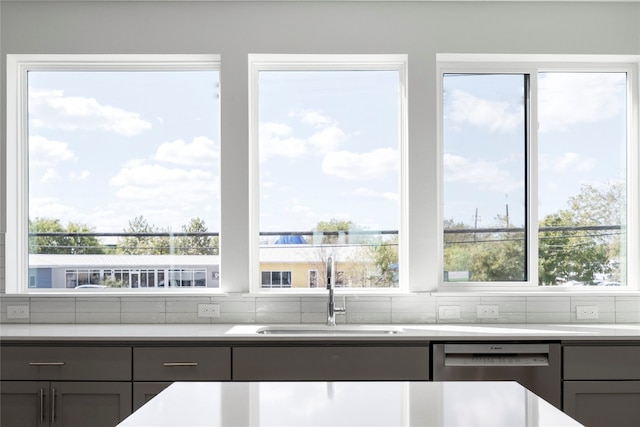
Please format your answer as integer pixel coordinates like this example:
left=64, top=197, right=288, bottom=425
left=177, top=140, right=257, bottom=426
left=439, top=57, right=638, bottom=288
left=250, top=54, right=408, bottom=292
left=308, top=269, right=318, bottom=288
left=6, top=55, right=221, bottom=292
left=261, top=271, right=292, bottom=288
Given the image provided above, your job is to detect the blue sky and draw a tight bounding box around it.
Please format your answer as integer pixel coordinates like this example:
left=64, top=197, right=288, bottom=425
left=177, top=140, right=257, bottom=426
left=443, top=72, right=626, bottom=228
left=258, top=70, right=400, bottom=234
left=27, top=69, right=626, bottom=238
left=28, top=70, right=220, bottom=234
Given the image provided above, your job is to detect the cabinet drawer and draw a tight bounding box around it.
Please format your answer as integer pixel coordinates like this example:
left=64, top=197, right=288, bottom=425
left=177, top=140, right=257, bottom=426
left=133, top=346, right=231, bottom=381
left=233, top=346, right=429, bottom=381
left=564, top=346, right=640, bottom=380
left=0, top=346, right=131, bottom=381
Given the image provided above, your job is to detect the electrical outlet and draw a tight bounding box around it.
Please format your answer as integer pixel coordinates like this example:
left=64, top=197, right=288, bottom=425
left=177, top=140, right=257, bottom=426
left=477, top=305, right=499, bottom=319
left=7, top=305, right=30, bottom=319
left=576, top=305, right=599, bottom=320
left=198, top=303, right=220, bottom=318
left=438, top=306, right=460, bottom=320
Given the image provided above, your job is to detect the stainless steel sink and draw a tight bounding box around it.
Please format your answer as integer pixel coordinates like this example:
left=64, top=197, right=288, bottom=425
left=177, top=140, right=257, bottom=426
left=255, top=325, right=404, bottom=335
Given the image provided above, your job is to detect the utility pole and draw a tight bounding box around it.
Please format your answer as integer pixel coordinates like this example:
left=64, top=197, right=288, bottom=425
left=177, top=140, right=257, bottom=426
left=473, top=208, right=480, bottom=242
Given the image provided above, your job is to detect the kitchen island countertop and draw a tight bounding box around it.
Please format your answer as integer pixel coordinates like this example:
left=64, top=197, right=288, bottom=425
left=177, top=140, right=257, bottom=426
left=116, top=380, right=583, bottom=427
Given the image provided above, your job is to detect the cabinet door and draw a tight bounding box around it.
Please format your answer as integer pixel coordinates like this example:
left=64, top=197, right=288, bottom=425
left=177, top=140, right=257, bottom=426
left=132, top=382, right=172, bottom=411
left=0, top=381, right=49, bottom=427
left=564, top=381, right=640, bottom=427
left=233, top=345, right=429, bottom=380
left=52, top=381, right=132, bottom=427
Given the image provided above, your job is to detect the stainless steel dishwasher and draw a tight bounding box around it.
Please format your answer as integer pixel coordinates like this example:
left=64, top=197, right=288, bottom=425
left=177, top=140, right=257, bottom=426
left=432, top=343, right=561, bottom=408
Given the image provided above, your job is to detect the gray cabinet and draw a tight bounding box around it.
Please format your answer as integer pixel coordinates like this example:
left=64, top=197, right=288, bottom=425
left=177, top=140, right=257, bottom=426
left=0, top=380, right=131, bottom=427
left=232, top=345, right=430, bottom=380
left=0, top=346, right=132, bottom=427
left=132, top=346, right=231, bottom=410
left=563, top=345, right=640, bottom=427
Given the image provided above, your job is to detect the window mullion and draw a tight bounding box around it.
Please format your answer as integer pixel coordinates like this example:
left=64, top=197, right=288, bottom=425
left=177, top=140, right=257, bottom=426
left=527, top=70, right=540, bottom=287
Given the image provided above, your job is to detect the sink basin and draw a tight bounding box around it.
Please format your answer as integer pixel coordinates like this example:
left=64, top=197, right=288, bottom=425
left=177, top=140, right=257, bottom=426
left=255, top=325, right=404, bottom=335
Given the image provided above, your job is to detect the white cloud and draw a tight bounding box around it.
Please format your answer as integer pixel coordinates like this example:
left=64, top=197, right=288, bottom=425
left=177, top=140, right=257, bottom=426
left=155, top=136, right=219, bottom=166
left=107, top=161, right=220, bottom=231
left=259, top=122, right=307, bottom=161
left=553, top=152, right=595, bottom=173
left=448, top=89, right=523, bottom=133
left=69, top=170, right=90, bottom=181
left=293, top=110, right=334, bottom=128
left=286, top=204, right=313, bottom=214
left=353, top=187, right=399, bottom=201
left=444, top=153, right=522, bottom=193
left=29, top=135, right=76, bottom=166
left=308, top=126, right=346, bottom=154
left=29, top=197, right=77, bottom=220
left=29, top=88, right=151, bottom=136
left=539, top=73, right=625, bottom=133
left=40, top=168, right=59, bottom=183
left=322, top=148, right=398, bottom=181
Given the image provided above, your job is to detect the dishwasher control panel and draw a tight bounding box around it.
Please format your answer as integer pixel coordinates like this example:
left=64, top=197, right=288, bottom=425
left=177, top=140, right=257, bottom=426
left=445, top=355, right=549, bottom=366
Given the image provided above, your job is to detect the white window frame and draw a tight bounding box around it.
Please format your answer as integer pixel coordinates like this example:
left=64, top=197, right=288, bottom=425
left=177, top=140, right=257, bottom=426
left=248, top=54, right=409, bottom=294
left=5, top=54, right=221, bottom=294
left=436, top=54, right=640, bottom=291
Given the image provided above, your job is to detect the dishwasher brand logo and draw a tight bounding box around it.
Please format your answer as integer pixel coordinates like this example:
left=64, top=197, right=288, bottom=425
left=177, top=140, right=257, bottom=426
left=490, top=346, right=503, bottom=350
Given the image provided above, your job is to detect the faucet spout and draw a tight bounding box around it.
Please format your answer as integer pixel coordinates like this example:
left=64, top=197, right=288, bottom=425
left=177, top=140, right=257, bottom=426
left=326, top=255, right=345, bottom=326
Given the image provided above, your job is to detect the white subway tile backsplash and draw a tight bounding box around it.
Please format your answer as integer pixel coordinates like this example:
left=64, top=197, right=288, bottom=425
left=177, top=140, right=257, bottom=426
left=392, top=311, right=436, bottom=324
left=616, top=297, right=640, bottom=312
left=256, top=299, right=301, bottom=314
left=526, top=312, right=571, bottom=323
left=526, top=297, right=570, bottom=313
left=215, top=312, right=256, bottom=324
left=0, top=289, right=637, bottom=325
left=31, top=297, right=76, bottom=313
left=346, top=311, right=391, bottom=324
left=256, top=311, right=301, bottom=324
left=31, top=312, right=76, bottom=324
left=121, top=297, right=166, bottom=313
left=166, top=312, right=211, bottom=324
left=301, top=312, right=328, bottom=324
left=76, top=298, right=120, bottom=313
left=616, top=311, right=640, bottom=323
left=120, top=312, right=166, bottom=324
left=570, top=296, right=615, bottom=313
left=76, top=312, right=121, bottom=324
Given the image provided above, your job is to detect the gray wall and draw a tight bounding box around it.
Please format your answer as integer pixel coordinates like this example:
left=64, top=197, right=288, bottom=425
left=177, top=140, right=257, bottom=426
left=1, top=1, right=639, bottom=323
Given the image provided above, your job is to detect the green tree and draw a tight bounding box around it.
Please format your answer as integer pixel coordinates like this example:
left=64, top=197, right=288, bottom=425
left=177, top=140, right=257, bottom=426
left=369, top=235, right=399, bottom=287
left=313, top=219, right=360, bottom=244
left=176, top=217, right=219, bottom=255
left=116, top=215, right=170, bottom=255
left=443, top=215, right=525, bottom=282
left=539, top=210, right=611, bottom=285
left=29, top=218, right=104, bottom=254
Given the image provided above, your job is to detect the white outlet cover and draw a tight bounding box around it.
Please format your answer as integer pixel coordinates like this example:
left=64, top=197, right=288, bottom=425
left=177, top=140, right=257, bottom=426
left=439, top=306, right=460, bottom=320
left=7, top=305, right=30, bottom=319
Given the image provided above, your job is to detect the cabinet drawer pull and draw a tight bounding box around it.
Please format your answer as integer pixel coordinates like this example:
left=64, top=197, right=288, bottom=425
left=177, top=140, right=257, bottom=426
left=163, top=362, right=199, bottom=367
left=29, top=362, right=66, bottom=366
left=40, top=388, right=45, bottom=424
left=51, top=388, right=57, bottom=424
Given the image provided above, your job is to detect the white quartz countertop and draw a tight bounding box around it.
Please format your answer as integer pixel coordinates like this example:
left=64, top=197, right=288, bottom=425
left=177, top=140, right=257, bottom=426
left=117, top=381, right=583, bottom=427
left=1, top=323, right=639, bottom=341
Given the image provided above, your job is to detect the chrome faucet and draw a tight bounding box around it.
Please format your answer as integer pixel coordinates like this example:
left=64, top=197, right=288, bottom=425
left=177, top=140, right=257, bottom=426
left=326, top=255, right=345, bottom=326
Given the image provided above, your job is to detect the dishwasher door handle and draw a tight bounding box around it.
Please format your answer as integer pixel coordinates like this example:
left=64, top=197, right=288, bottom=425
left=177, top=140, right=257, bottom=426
left=443, top=343, right=550, bottom=354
